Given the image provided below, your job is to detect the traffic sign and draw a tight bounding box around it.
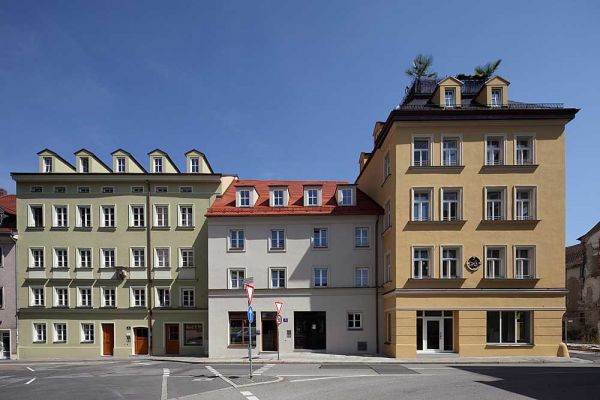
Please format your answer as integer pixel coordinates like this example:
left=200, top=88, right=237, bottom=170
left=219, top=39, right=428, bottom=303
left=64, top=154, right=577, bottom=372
left=275, top=300, right=283, bottom=314
left=247, top=305, right=254, bottom=323
left=244, top=283, right=255, bottom=305
left=276, top=315, right=283, bottom=325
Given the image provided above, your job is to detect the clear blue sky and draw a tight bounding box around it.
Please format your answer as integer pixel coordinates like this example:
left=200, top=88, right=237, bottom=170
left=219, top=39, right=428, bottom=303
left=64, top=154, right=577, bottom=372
left=1, top=1, right=598, bottom=244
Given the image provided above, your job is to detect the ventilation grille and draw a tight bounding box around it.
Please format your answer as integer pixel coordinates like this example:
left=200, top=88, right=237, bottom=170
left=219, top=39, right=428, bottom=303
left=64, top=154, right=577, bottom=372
left=357, top=341, right=367, bottom=351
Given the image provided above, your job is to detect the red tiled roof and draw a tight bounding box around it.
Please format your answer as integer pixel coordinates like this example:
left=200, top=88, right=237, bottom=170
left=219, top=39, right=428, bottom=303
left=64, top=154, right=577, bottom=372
left=0, top=195, right=16, bottom=214
left=207, top=180, right=383, bottom=217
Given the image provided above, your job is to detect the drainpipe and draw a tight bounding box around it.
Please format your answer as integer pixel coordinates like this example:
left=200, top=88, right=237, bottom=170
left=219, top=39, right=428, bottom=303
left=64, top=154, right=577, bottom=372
left=374, top=217, right=380, bottom=354
left=10, top=231, right=18, bottom=360
left=146, top=180, right=153, bottom=356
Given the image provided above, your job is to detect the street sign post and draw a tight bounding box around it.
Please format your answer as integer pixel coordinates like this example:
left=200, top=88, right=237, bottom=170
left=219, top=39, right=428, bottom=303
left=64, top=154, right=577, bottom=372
left=275, top=301, right=283, bottom=361
left=244, top=283, right=255, bottom=378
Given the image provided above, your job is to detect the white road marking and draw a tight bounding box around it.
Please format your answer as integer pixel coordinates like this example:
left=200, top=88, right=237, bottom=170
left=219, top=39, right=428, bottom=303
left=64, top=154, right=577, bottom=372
left=246, top=397, right=259, bottom=400
left=289, top=374, right=430, bottom=382
left=26, top=367, right=35, bottom=372
left=206, top=365, right=238, bottom=388
left=240, top=391, right=253, bottom=396
left=25, top=377, right=36, bottom=385
left=161, top=368, right=170, bottom=400
left=253, top=363, right=275, bottom=376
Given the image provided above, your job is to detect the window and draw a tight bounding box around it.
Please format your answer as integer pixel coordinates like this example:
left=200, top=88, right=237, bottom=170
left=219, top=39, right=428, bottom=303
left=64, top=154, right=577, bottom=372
left=184, top=323, right=203, bottom=346
left=486, top=247, right=506, bottom=278
left=30, top=185, right=43, bottom=193
left=55, top=287, right=68, bottom=307
left=78, top=288, right=92, bottom=307
left=153, top=157, right=163, bottom=173
left=516, top=136, right=534, bottom=165
left=117, top=157, right=126, bottom=173
left=131, top=248, right=146, bottom=268
left=79, top=157, right=90, bottom=173
left=78, top=186, right=90, bottom=194
left=179, top=205, right=193, bottom=227
left=131, top=186, right=144, bottom=193
left=384, top=200, right=392, bottom=230
left=130, top=205, right=145, bottom=227
left=229, top=269, right=245, bottom=289
left=515, top=247, right=535, bottom=279
left=412, top=190, right=431, bottom=221
left=486, top=136, right=504, bottom=165
left=412, top=248, right=431, bottom=279
left=229, top=229, right=245, bottom=251
left=270, top=268, right=286, bottom=288
left=190, top=158, right=200, bottom=173
left=155, top=186, right=167, bottom=193
left=238, top=190, right=251, bottom=207
left=29, top=205, right=44, bottom=228
left=101, top=206, right=115, bottom=227
left=103, top=288, right=116, bottom=307
left=181, top=288, right=195, bottom=307
left=441, top=247, right=460, bottom=278
left=229, top=312, right=255, bottom=346
left=441, top=189, right=461, bottom=221
left=102, top=187, right=114, bottom=194
left=442, top=137, right=460, bottom=166
left=306, top=188, right=320, bottom=206
left=31, top=287, right=44, bottom=306
left=384, top=253, right=392, bottom=283
left=355, top=267, right=369, bottom=287
left=271, top=189, right=285, bottom=207
left=339, top=188, right=353, bottom=206
left=155, top=205, right=169, bottom=227
left=486, top=188, right=505, bottom=220
left=54, top=186, right=66, bottom=193
left=43, top=157, right=53, bottom=173
left=312, top=228, right=328, bottom=248
left=33, top=323, right=47, bottom=342
left=77, top=248, right=92, bottom=268
left=30, top=248, right=45, bottom=269
left=54, top=323, right=67, bottom=342
left=347, top=313, right=362, bottom=330
left=413, top=139, right=430, bottom=166
left=54, top=248, right=68, bottom=268
left=270, top=229, right=285, bottom=251
left=487, top=311, right=531, bottom=344
left=179, top=186, right=192, bottom=193
left=515, top=188, right=535, bottom=220
left=180, top=249, right=194, bottom=268
left=77, top=206, right=91, bottom=228
left=81, top=323, right=94, bottom=342
left=156, top=288, right=170, bottom=307
left=491, top=88, right=502, bottom=107
left=444, top=88, right=456, bottom=107
left=53, top=206, right=68, bottom=227
left=101, top=248, right=115, bottom=268
left=155, top=248, right=170, bottom=268
left=313, top=267, right=328, bottom=287
left=354, top=227, right=369, bottom=247
left=132, top=287, right=146, bottom=307
left=383, top=151, right=391, bottom=181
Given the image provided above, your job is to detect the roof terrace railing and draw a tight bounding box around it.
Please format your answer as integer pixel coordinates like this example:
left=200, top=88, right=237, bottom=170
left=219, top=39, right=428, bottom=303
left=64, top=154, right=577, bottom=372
left=395, top=103, right=565, bottom=111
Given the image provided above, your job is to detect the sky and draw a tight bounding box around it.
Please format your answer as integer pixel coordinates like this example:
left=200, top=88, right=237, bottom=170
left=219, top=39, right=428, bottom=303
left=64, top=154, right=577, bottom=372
left=1, top=0, right=599, bottom=244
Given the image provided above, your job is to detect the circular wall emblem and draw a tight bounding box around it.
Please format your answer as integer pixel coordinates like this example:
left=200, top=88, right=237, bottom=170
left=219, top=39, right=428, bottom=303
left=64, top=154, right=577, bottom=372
left=466, top=256, right=481, bottom=271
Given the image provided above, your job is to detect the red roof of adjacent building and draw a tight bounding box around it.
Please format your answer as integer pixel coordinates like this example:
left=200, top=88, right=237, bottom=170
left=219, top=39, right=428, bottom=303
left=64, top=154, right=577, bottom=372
left=0, top=195, right=16, bottom=214
left=207, top=180, right=383, bottom=217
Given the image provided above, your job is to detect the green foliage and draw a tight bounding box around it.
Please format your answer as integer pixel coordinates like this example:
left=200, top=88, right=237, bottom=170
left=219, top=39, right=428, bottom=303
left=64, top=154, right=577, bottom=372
left=405, top=54, right=437, bottom=79
left=474, top=59, right=502, bottom=79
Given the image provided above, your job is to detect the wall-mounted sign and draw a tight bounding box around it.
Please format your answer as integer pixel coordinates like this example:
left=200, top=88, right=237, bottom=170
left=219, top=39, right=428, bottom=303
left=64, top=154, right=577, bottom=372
left=283, top=317, right=288, bottom=323
left=466, top=256, right=481, bottom=271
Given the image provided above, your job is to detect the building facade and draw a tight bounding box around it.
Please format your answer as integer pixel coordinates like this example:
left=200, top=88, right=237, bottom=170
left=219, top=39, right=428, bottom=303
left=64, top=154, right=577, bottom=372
left=357, top=76, right=578, bottom=357
left=0, top=193, right=17, bottom=359
left=207, top=180, right=381, bottom=357
left=565, top=222, right=600, bottom=341
left=13, top=148, right=232, bottom=359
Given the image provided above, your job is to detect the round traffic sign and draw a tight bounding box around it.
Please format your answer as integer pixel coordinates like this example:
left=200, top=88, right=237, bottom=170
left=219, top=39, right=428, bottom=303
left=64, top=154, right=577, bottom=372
left=276, top=315, right=282, bottom=325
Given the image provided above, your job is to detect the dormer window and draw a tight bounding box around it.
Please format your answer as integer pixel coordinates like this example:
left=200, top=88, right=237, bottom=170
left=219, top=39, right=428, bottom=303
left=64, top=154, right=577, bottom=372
left=304, top=187, right=321, bottom=207
left=491, top=88, right=502, bottom=107
left=444, top=88, right=456, bottom=107
left=338, top=187, right=355, bottom=206
left=270, top=187, right=287, bottom=207
left=79, top=157, right=90, bottom=173
left=190, top=158, right=200, bottom=173
left=153, top=157, right=163, bottom=173
left=236, top=188, right=254, bottom=208
left=116, top=157, right=126, bottom=173
left=43, top=157, right=53, bottom=173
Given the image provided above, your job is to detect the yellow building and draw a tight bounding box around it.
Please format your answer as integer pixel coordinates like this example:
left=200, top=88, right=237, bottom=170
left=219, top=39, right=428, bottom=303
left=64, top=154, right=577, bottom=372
left=356, top=76, right=578, bottom=357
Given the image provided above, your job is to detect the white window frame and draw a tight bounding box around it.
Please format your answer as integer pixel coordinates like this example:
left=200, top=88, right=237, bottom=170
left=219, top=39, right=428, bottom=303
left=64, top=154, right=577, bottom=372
left=312, top=228, right=328, bottom=249
left=155, top=287, right=171, bottom=308
left=28, top=204, right=44, bottom=228
left=514, top=135, right=536, bottom=165
left=33, top=323, right=47, bottom=342
left=412, top=247, right=432, bottom=279
left=178, top=205, right=194, bottom=228
left=53, top=205, right=69, bottom=228
left=304, top=187, right=322, bottom=207
left=384, top=252, right=392, bottom=283
left=77, top=287, right=92, bottom=307
left=43, top=157, right=53, bottom=173
left=355, top=267, right=369, bottom=287
left=514, top=246, right=536, bottom=279
left=441, top=134, right=462, bottom=166
left=484, top=134, right=506, bottom=166
left=190, top=157, right=200, bottom=173
left=154, top=247, right=170, bottom=268
left=384, top=199, right=392, bottom=230
left=484, top=187, right=507, bottom=221
left=131, top=287, right=146, bottom=307
left=514, top=186, right=537, bottom=220
left=130, top=247, right=146, bottom=268
left=237, top=189, right=252, bottom=207
left=131, top=186, right=144, bottom=193
left=80, top=322, right=95, bottom=343
left=101, top=248, right=116, bottom=268
left=79, top=157, right=90, bottom=173
left=77, top=248, right=92, bottom=269
left=102, top=287, right=116, bottom=307
left=485, top=245, right=507, bottom=279
left=412, top=135, right=432, bottom=166
left=154, top=204, right=169, bottom=228
left=76, top=205, right=92, bottom=228
left=440, top=187, right=463, bottom=221
left=100, top=205, right=116, bottom=228
left=228, top=229, right=245, bottom=252
left=53, top=323, right=67, bottom=343
left=116, top=157, right=126, bottom=173
left=347, top=312, right=363, bottom=330
left=77, top=186, right=90, bottom=194
left=30, top=286, right=45, bottom=306
left=411, top=188, right=433, bottom=222
left=29, top=247, right=45, bottom=269
left=490, top=88, right=503, bottom=107
left=338, top=187, right=355, bottom=206
left=54, top=287, right=69, bottom=307
left=130, top=205, right=146, bottom=227
left=383, top=151, right=391, bottom=181
left=181, top=288, right=196, bottom=307
left=444, top=87, right=456, bottom=107
left=354, top=227, right=370, bottom=248
left=228, top=268, right=246, bottom=289
left=269, top=229, right=286, bottom=252
left=179, top=248, right=195, bottom=268
left=179, top=186, right=192, bottom=193
left=153, top=157, right=163, bottom=173
left=270, top=188, right=287, bottom=207
left=269, top=267, right=287, bottom=289
left=53, top=247, right=68, bottom=269
left=440, top=246, right=462, bottom=279
left=312, top=267, right=329, bottom=288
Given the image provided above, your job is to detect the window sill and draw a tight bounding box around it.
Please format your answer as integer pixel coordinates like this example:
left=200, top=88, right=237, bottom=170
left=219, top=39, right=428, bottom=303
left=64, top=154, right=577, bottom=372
left=80, top=341, right=94, bottom=344
left=478, top=219, right=540, bottom=230
left=127, top=226, right=146, bottom=231
left=481, top=278, right=539, bottom=281
left=101, top=306, right=117, bottom=309
left=76, top=306, right=93, bottom=309
left=354, top=245, right=371, bottom=250
left=74, top=227, right=93, bottom=231
left=26, top=226, right=45, bottom=231
left=52, top=306, right=69, bottom=309
left=98, top=226, right=117, bottom=231
left=53, top=341, right=66, bottom=344
left=50, top=226, right=69, bottom=231
left=227, top=249, right=245, bottom=253
left=176, top=226, right=195, bottom=231
left=312, top=247, right=329, bottom=251
left=407, top=165, right=464, bottom=173
left=268, top=248, right=286, bottom=253
left=152, top=226, right=171, bottom=231
left=347, top=328, right=364, bottom=331
left=480, top=164, right=538, bottom=173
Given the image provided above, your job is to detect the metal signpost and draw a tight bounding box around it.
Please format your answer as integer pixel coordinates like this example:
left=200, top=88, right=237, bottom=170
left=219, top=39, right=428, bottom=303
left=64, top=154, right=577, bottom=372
left=244, top=282, right=255, bottom=378
left=275, top=301, right=283, bottom=361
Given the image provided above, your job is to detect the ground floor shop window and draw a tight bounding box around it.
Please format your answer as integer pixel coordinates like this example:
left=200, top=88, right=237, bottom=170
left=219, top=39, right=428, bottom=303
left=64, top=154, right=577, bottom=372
left=486, top=311, right=532, bottom=344
left=229, top=312, right=256, bottom=346
left=184, top=323, right=203, bottom=346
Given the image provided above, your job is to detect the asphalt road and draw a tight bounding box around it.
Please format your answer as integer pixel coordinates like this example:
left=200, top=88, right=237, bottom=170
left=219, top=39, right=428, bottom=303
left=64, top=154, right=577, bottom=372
left=1, top=358, right=599, bottom=400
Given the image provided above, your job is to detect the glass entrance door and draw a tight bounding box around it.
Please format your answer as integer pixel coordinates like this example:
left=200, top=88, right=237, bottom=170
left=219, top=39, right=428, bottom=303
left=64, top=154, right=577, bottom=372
left=425, top=319, right=441, bottom=351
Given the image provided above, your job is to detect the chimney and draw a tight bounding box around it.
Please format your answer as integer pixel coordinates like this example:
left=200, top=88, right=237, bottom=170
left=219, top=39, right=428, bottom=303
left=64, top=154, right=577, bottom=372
left=359, top=152, right=371, bottom=173
left=372, top=121, right=384, bottom=145
left=0, top=188, right=6, bottom=196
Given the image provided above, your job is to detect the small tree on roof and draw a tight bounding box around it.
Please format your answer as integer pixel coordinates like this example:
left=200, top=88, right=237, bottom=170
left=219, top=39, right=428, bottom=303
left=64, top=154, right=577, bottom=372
left=474, top=59, right=502, bottom=80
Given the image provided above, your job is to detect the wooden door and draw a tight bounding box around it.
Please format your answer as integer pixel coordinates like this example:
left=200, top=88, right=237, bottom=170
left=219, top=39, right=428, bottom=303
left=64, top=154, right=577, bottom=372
left=134, top=327, right=149, bottom=355
left=165, top=324, right=179, bottom=354
left=102, top=324, right=114, bottom=356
